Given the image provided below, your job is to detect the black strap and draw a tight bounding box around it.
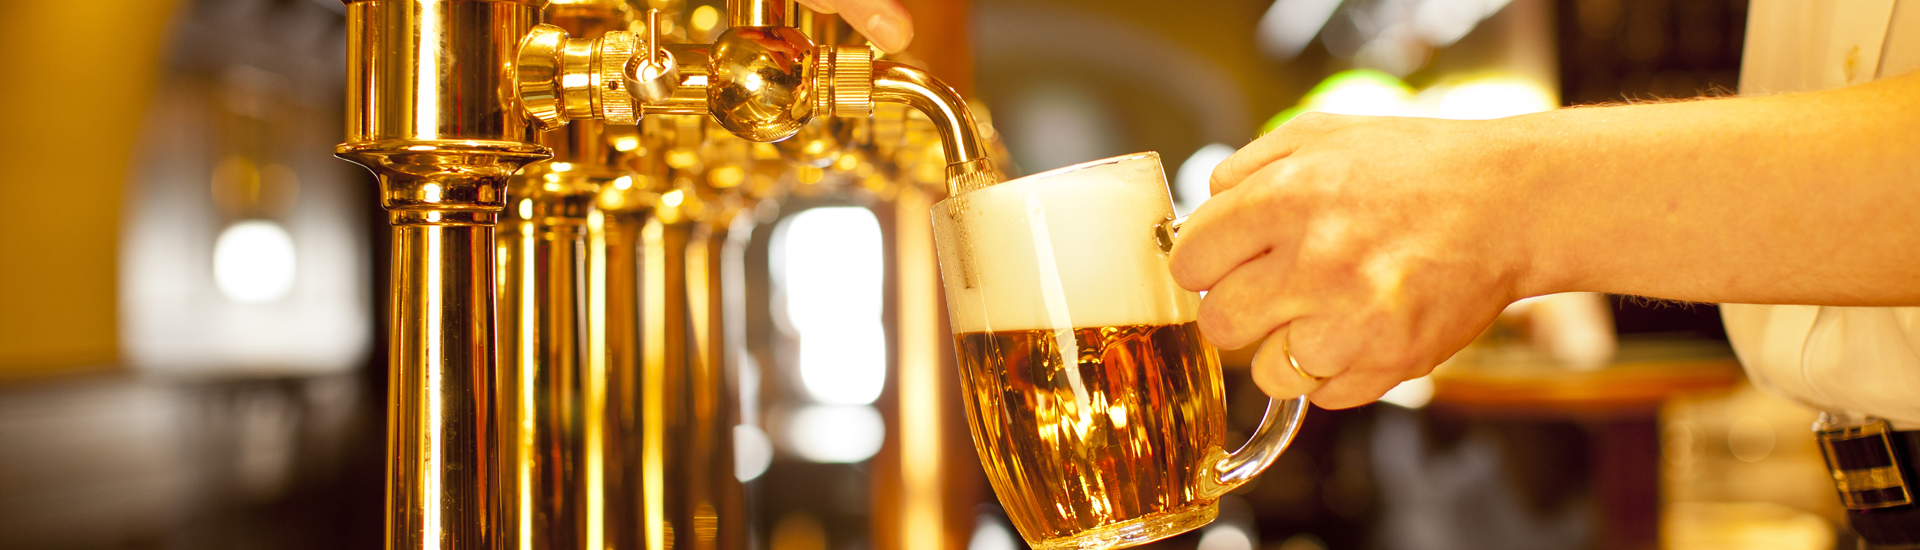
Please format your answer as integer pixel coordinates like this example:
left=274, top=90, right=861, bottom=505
left=1822, top=425, right=1920, bottom=548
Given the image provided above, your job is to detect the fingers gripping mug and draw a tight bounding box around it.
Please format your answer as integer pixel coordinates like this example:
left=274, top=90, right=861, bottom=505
left=932, top=152, right=1309, bottom=550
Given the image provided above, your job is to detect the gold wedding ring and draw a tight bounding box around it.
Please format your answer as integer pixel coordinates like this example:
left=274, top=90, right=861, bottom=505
left=1281, top=330, right=1327, bottom=383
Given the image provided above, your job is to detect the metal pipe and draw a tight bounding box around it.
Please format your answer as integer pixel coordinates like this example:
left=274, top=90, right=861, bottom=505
left=688, top=220, right=748, bottom=550
left=335, top=1, right=548, bottom=549
left=597, top=204, right=649, bottom=550
left=870, top=61, right=998, bottom=195
left=727, top=0, right=795, bottom=28
left=387, top=225, right=502, bottom=550
left=642, top=214, right=695, bottom=550
left=596, top=123, right=662, bottom=550
left=497, top=2, right=630, bottom=548
left=495, top=188, right=593, bottom=550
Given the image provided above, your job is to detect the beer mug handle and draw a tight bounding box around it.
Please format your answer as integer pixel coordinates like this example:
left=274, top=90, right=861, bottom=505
left=1206, top=396, right=1310, bottom=497
left=1156, top=217, right=1312, bottom=497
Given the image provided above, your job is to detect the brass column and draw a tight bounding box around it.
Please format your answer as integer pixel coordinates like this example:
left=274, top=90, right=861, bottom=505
left=497, top=1, right=632, bottom=549
left=335, top=1, right=549, bottom=549
left=642, top=197, right=695, bottom=550
left=598, top=123, right=659, bottom=550
left=686, top=129, right=767, bottom=550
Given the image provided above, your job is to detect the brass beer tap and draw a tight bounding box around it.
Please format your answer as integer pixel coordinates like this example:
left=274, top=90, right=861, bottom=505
left=498, top=2, right=636, bottom=550
left=334, top=2, right=547, bottom=549
left=335, top=0, right=997, bottom=547
left=518, top=0, right=997, bottom=193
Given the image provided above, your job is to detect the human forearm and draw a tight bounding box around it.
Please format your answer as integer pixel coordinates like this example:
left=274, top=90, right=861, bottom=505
left=1170, top=75, right=1920, bottom=408
left=1513, top=72, right=1920, bottom=305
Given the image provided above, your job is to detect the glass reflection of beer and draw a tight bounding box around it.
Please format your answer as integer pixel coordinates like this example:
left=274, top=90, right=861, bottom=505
left=933, top=153, right=1308, bottom=550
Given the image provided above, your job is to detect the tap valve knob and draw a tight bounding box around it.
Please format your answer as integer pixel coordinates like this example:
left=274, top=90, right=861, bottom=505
left=817, top=45, right=873, bottom=118
left=515, top=24, right=641, bottom=129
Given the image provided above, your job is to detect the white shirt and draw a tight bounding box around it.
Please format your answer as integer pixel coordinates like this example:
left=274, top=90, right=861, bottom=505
left=1724, top=0, right=1920, bottom=429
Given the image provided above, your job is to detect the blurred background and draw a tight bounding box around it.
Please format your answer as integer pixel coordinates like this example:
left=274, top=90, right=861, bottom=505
left=0, top=0, right=1841, bottom=549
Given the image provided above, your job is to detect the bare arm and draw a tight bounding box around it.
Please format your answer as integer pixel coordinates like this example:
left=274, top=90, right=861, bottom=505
left=1521, top=71, right=1920, bottom=305
left=1168, top=70, right=1920, bottom=408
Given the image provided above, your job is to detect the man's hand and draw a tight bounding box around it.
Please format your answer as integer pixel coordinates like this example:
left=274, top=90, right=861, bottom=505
left=794, top=0, right=914, bottom=53
left=1169, top=113, right=1535, bottom=409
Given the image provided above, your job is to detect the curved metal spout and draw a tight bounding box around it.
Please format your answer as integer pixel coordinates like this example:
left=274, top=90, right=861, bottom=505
left=871, top=61, right=999, bottom=195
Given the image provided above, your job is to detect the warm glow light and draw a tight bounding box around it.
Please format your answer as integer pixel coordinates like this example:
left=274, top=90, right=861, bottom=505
left=710, top=166, right=744, bottom=188
left=661, top=189, right=684, bottom=207
left=612, top=176, right=633, bottom=190
left=775, top=207, right=887, bottom=405
left=1728, top=416, right=1776, bottom=463
left=895, top=190, right=945, bottom=550
left=1434, top=77, right=1558, bottom=120
left=967, top=516, right=1018, bottom=550
left=1413, top=0, right=1517, bottom=46
left=1175, top=143, right=1235, bottom=216
left=796, top=165, right=824, bottom=185
left=613, top=136, right=640, bottom=152
left=784, top=405, right=885, bottom=463
left=1196, top=525, right=1255, bottom=550
left=734, top=425, right=773, bottom=481
left=666, top=150, right=699, bottom=169
left=1257, top=0, right=1345, bottom=59
left=518, top=198, right=534, bottom=219
left=1379, top=375, right=1435, bottom=409
left=550, top=162, right=573, bottom=172
left=797, top=321, right=887, bottom=405
left=212, top=220, right=297, bottom=303
left=585, top=209, right=607, bottom=550
left=1304, top=70, right=1414, bottom=116
left=691, top=5, right=720, bottom=32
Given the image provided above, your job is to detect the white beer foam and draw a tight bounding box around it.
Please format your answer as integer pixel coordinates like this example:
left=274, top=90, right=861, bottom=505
left=933, top=152, right=1200, bottom=334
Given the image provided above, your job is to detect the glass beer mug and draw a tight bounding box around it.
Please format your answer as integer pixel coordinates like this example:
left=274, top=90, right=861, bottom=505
left=932, top=152, right=1309, bottom=550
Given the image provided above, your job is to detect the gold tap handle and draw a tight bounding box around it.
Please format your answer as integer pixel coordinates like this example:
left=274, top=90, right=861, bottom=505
left=518, top=24, right=644, bottom=128
left=624, top=10, right=680, bottom=106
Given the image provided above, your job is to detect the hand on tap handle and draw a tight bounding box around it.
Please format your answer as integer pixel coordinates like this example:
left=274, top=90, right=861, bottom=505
left=794, top=0, right=914, bottom=53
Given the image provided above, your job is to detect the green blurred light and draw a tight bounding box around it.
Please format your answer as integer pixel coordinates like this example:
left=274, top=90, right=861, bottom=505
left=1259, top=69, right=1414, bottom=136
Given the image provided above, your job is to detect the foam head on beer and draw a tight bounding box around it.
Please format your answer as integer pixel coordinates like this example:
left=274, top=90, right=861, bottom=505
left=932, top=152, right=1199, bottom=335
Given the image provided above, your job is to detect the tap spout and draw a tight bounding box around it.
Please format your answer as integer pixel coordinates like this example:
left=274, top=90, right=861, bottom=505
left=870, top=61, right=999, bottom=195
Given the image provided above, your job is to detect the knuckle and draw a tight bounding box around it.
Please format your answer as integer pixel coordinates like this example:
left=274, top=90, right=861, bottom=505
left=1168, top=248, right=1203, bottom=290
left=1251, top=348, right=1309, bottom=400
left=1196, top=304, right=1251, bottom=349
left=1249, top=362, right=1291, bottom=399
left=1209, top=156, right=1242, bottom=191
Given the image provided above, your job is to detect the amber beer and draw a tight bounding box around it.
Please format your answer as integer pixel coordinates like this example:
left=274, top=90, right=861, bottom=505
left=956, top=322, right=1227, bottom=545
left=934, top=152, right=1306, bottom=550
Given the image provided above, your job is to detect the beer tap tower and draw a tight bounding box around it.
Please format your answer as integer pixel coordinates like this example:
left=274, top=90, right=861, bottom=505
left=334, top=0, right=996, bottom=548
